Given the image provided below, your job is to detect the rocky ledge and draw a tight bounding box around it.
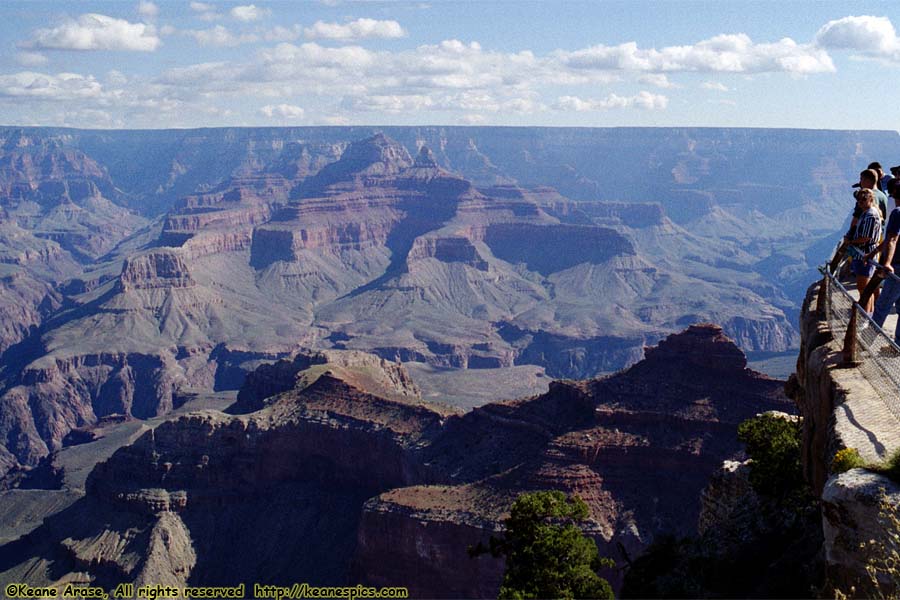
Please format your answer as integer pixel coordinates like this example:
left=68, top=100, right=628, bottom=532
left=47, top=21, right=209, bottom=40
left=790, top=280, right=900, bottom=594
left=0, top=326, right=791, bottom=595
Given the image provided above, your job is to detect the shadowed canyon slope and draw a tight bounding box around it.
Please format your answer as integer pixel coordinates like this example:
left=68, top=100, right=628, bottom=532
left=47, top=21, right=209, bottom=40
left=0, top=126, right=893, bottom=476
left=0, top=326, right=792, bottom=596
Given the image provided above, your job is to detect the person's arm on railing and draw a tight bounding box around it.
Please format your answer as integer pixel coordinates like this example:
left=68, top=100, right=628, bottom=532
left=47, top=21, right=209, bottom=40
left=878, top=234, right=899, bottom=274
left=865, top=237, right=892, bottom=264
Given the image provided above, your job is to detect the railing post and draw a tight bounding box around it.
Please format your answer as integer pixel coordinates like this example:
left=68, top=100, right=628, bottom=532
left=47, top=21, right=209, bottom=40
left=816, top=272, right=829, bottom=320
left=842, top=304, right=862, bottom=367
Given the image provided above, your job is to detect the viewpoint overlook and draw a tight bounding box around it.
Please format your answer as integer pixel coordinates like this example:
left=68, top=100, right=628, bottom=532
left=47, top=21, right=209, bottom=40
left=1, top=126, right=899, bottom=596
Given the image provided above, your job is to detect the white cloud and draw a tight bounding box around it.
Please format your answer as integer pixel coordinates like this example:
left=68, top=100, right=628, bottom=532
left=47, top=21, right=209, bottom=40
left=322, top=115, right=350, bottom=125
left=190, top=2, right=219, bottom=21
left=15, top=52, right=48, bottom=67
left=815, top=15, right=900, bottom=59
left=461, top=114, right=486, bottom=124
left=501, top=97, right=543, bottom=114
left=263, top=25, right=302, bottom=42
left=639, top=73, right=676, bottom=88
left=137, top=1, right=159, bottom=19
left=231, top=5, right=270, bottom=22
left=304, top=18, right=406, bottom=41
left=0, top=72, right=104, bottom=100
left=186, top=26, right=258, bottom=47
left=260, top=103, right=304, bottom=118
left=106, top=69, right=128, bottom=86
left=701, top=81, right=729, bottom=91
left=558, top=33, right=834, bottom=74
left=556, top=91, right=669, bottom=111
left=258, top=42, right=375, bottom=69
left=51, top=107, right=123, bottom=129
left=345, top=94, right=434, bottom=113
left=29, top=14, right=161, bottom=51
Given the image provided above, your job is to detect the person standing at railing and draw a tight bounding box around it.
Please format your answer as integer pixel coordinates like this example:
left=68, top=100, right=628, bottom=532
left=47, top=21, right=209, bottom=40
left=851, top=169, right=889, bottom=222
left=847, top=188, right=882, bottom=312
left=869, top=162, right=894, bottom=197
left=842, top=170, right=888, bottom=255
left=868, top=180, right=900, bottom=342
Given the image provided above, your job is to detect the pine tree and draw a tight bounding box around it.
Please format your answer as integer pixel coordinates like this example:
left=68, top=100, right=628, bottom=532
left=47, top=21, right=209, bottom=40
left=471, top=490, right=614, bottom=599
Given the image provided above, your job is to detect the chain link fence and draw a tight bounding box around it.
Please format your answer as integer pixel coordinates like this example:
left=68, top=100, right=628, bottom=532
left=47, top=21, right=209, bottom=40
left=822, top=251, right=900, bottom=423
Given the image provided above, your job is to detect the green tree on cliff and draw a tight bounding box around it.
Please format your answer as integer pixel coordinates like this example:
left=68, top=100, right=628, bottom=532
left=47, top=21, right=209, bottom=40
left=470, top=490, right=614, bottom=599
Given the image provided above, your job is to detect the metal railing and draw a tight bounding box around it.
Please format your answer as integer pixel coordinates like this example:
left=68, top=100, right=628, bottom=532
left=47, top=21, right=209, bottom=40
left=819, top=242, right=900, bottom=423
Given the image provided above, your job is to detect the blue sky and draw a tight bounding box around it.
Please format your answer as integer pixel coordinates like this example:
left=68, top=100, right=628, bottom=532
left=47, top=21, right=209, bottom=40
left=2, top=0, right=900, bottom=129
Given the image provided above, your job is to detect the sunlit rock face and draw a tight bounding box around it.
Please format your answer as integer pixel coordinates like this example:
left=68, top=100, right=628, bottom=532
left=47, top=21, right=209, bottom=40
left=0, top=328, right=791, bottom=595
left=3, top=125, right=882, bottom=478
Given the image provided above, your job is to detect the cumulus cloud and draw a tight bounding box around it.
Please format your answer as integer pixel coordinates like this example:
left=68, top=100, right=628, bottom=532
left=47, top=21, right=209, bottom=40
left=106, top=69, right=129, bottom=86
left=260, top=103, right=304, bottom=118
left=137, top=1, right=159, bottom=19
left=28, top=13, right=161, bottom=51
left=556, top=91, right=669, bottom=111
left=190, top=2, right=220, bottom=21
left=0, top=72, right=104, bottom=100
left=52, top=108, right=122, bottom=129
left=558, top=33, right=834, bottom=74
left=344, top=94, right=434, bottom=113
left=461, top=114, right=486, bottom=124
left=258, top=42, right=375, bottom=70
left=304, top=18, right=406, bottom=41
left=15, top=52, right=48, bottom=67
left=501, top=97, right=543, bottom=114
left=322, top=115, right=350, bottom=125
left=638, top=73, right=676, bottom=88
left=231, top=5, right=270, bottom=22
left=701, top=81, right=729, bottom=91
left=815, top=15, right=900, bottom=59
left=263, top=25, right=302, bottom=42
left=186, top=26, right=258, bottom=47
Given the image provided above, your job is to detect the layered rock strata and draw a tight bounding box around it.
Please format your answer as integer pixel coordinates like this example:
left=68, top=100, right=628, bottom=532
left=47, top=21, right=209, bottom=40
left=792, top=281, right=900, bottom=594
left=0, top=326, right=791, bottom=596
left=0, top=130, right=801, bottom=483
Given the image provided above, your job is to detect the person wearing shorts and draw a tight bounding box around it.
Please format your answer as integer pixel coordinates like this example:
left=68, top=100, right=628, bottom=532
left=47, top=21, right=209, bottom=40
left=848, top=188, right=882, bottom=312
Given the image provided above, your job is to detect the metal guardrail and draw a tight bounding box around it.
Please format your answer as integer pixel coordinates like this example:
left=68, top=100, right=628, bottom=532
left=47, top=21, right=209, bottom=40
left=819, top=242, right=900, bottom=423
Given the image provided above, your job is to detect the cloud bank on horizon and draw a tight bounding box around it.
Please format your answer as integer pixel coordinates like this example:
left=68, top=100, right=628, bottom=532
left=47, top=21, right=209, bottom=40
left=1, top=2, right=899, bottom=129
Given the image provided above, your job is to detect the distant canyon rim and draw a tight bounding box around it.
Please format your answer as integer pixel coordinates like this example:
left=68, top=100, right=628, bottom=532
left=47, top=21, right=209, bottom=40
left=0, top=125, right=893, bottom=476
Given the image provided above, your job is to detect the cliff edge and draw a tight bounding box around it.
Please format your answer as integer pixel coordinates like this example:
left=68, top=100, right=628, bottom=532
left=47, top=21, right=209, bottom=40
left=792, top=280, right=900, bottom=594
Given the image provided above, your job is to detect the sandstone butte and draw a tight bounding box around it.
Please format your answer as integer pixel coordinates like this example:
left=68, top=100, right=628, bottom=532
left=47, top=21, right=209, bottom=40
left=0, top=324, right=792, bottom=596
left=0, top=132, right=797, bottom=480
left=6, top=127, right=890, bottom=596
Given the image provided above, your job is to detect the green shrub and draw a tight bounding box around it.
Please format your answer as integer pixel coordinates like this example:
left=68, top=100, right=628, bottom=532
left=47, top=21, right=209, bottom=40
left=737, top=413, right=804, bottom=499
left=878, top=448, right=900, bottom=484
left=832, top=448, right=866, bottom=474
left=470, top=491, right=614, bottom=600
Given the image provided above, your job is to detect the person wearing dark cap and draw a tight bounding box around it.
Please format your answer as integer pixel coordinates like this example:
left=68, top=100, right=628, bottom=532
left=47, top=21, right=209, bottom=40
left=852, top=169, right=888, bottom=220
left=868, top=161, right=893, bottom=195
left=891, top=165, right=900, bottom=180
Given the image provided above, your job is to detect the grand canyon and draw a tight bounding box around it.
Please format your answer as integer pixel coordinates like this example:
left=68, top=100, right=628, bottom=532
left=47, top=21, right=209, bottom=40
left=1, top=126, right=896, bottom=595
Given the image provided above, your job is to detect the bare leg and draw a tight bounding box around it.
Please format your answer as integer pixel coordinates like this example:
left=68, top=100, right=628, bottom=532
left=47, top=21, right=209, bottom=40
left=857, top=275, right=874, bottom=313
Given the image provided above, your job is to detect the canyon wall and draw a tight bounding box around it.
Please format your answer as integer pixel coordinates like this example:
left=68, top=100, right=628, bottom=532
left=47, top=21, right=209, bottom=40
left=792, top=280, right=900, bottom=594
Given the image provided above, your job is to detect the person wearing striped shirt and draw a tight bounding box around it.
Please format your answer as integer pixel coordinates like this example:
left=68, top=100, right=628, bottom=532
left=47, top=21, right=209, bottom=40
left=848, top=188, right=882, bottom=312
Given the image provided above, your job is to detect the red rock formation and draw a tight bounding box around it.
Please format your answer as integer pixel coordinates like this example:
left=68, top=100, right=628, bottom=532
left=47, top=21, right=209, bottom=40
left=117, top=251, right=195, bottom=291
left=1, top=327, right=792, bottom=595
left=353, top=325, right=791, bottom=596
